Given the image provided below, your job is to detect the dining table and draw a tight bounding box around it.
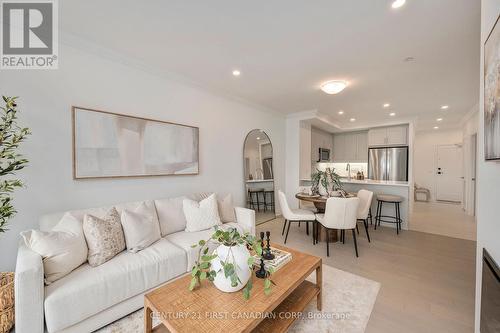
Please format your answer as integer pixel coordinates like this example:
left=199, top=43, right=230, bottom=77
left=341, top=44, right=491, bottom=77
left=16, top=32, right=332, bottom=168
left=295, top=192, right=356, bottom=243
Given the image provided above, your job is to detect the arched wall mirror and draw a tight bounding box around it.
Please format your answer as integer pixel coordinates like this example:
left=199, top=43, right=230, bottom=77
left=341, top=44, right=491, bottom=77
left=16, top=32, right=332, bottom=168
left=243, top=129, right=275, bottom=225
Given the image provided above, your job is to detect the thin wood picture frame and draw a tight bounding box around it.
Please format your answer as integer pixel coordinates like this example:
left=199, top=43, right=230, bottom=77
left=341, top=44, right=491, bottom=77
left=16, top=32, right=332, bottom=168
left=72, top=106, right=199, bottom=179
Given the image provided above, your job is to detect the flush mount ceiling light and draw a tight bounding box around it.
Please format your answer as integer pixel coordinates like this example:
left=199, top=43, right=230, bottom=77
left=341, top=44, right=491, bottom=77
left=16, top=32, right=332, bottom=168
left=383, top=103, right=391, bottom=108
left=433, top=126, right=439, bottom=130
left=256, top=136, right=261, bottom=140
left=436, top=118, right=443, bottom=122
left=320, top=80, right=347, bottom=94
left=349, top=118, right=356, bottom=122
left=389, top=112, right=396, bottom=117
left=440, top=105, right=449, bottom=110
left=232, top=69, right=241, bottom=76
left=338, top=110, right=344, bottom=115
left=392, top=0, right=406, bottom=9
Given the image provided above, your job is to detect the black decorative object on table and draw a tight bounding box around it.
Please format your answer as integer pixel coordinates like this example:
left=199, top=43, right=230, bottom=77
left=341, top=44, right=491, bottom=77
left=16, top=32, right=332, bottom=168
left=255, top=257, right=267, bottom=279
left=263, top=231, right=275, bottom=260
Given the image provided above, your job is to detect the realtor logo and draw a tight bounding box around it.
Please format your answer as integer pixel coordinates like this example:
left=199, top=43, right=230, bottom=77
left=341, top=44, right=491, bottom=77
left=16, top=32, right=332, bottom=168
left=1, top=0, right=58, bottom=69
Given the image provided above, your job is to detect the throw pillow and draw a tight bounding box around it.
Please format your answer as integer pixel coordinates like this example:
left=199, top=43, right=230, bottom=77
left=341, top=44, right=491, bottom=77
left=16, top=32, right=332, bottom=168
left=188, top=192, right=236, bottom=223
left=83, top=207, right=126, bottom=267
left=121, top=202, right=161, bottom=253
left=20, top=213, right=88, bottom=284
left=183, top=193, right=222, bottom=232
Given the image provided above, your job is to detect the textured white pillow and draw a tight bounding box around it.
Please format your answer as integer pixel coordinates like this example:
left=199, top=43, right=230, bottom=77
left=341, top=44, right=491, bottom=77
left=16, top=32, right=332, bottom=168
left=20, top=213, right=88, bottom=284
left=121, top=202, right=161, bottom=253
left=188, top=192, right=236, bottom=223
left=183, top=193, right=222, bottom=232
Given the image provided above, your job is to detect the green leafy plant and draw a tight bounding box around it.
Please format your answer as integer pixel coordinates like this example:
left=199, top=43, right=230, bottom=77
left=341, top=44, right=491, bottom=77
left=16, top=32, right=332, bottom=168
left=311, top=167, right=343, bottom=196
left=188, top=227, right=275, bottom=299
left=0, top=96, right=30, bottom=233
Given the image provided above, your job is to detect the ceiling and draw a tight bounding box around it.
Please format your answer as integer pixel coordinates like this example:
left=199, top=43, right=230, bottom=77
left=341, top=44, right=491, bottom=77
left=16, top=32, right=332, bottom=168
left=60, top=0, right=480, bottom=130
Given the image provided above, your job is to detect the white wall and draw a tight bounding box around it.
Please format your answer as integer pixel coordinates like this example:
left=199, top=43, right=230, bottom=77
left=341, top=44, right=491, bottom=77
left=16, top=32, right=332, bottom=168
left=461, top=107, right=479, bottom=216
left=476, top=2, right=500, bottom=332
left=0, top=44, right=285, bottom=271
left=414, top=129, right=463, bottom=201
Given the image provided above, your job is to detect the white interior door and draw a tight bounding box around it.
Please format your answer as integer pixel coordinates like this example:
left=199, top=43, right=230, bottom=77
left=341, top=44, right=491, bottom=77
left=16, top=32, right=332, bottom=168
left=436, top=145, right=463, bottom=202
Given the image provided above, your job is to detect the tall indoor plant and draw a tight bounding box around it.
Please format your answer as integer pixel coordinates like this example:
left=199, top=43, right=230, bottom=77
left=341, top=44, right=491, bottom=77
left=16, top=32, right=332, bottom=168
left=189, top=227, right=274, bottom=299
left=0, top=96, right=30, bottom=233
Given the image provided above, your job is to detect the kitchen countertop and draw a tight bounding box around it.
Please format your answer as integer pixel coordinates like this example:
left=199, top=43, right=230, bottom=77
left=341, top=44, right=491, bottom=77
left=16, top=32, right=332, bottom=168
left=246, top=179, right=274, bottom=183
left=300, top=178, right=409, bottom=187
left=340, top=178, right=409, bottom=187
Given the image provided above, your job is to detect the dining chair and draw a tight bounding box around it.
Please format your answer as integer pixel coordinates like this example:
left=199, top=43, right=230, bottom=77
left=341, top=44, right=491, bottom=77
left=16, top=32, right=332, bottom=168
left=356, top=189, right=373, bottom=243
left=277, top=190, right=316, bottom=244
left=315, top=197, right=360, bottom=257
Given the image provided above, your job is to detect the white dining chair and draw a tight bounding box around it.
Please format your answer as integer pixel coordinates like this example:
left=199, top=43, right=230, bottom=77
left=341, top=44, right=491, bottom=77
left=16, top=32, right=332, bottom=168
left=315, top=197, right=360, bottom=257
left=277, top=190, right=316, bottom=244
left=356, top=189, right=373, bottom=243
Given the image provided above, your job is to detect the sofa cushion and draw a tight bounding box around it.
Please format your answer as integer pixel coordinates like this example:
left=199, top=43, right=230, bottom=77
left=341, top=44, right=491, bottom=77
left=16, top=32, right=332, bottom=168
left=44, top=238, right=187, bottom=332
left=183, top=194, right=221, bottom=232
left=165, top=229, right=217, bottom=271
left=188, top=192, right=236, bottom=223
left=154, top=196, right=188, bottom=236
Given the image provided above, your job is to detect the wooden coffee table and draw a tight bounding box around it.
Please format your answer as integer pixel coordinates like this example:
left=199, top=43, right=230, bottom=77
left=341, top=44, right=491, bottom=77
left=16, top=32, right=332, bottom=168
left=144, top=243, right=322, bottom=333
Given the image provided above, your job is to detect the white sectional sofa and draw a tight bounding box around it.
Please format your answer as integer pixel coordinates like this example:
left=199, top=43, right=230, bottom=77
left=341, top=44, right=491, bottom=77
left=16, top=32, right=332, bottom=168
left=14, top=194, right=256, bottom=333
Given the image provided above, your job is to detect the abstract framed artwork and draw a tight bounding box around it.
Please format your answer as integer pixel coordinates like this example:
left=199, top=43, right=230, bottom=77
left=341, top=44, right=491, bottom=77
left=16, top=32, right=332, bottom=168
left=484, top=14, right=500, bottom=161
left=72, top=107, right=199, bottom=179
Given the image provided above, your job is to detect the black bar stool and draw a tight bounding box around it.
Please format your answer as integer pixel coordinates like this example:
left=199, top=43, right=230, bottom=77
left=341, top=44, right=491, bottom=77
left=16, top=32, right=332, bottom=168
left=375, top=194, right=404, bottom=234
left=248, top=188, right=265, bottom=211
left=264, top=190, right=275, bottom=211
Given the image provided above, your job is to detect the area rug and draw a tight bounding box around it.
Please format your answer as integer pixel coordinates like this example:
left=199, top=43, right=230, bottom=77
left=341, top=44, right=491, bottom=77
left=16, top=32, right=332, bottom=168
left=96, top=265, right=380, bottom=333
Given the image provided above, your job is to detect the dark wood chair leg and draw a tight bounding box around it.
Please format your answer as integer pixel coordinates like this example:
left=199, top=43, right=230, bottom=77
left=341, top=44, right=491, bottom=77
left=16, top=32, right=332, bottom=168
left=375, top=201, right=380, bottom=230
left=326, top=228, right=330, bottom=257
left=395, top=202, right=399, bottom=235
left=342, top=229, right=346, bottom=244
left=298, top=222, right=301, bottom=227
left=364, top=219, right=371, bottom=243
left=284, top=221, right=292, bottom=244
left=356, top=224, right=359, bottom=234
left=306, top=221, right=309, bottom=235
left=369, top=208, right=373, bottom=225
left=352, top=229, right=359, bottom=257
left=281, top=219, right=287, bottom=235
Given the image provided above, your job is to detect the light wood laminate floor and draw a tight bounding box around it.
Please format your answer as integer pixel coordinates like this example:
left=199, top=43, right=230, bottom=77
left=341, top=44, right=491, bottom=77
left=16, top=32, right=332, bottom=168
left=256, top=217, right=476, bottom=333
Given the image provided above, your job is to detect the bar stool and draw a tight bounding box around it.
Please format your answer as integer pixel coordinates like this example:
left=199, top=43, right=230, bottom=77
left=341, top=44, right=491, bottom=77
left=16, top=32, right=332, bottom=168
left=375, top=194, right=404, bottom=234
left=264, top=190, right=275, bottom=211
left=248, top=188, right=265, bottom=211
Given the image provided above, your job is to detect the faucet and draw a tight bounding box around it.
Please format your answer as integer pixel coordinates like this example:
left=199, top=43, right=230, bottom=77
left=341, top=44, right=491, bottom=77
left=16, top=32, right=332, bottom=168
left=346, top=163, right=351, bottom=181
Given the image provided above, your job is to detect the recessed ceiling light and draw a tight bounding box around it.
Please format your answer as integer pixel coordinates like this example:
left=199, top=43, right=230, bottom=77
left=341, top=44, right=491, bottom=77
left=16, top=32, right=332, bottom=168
left=256, top=137, right=260, bottom=140
left=320, top=80, right=348, bottom=94
left=392, top=0, right=406, bottom=9
left=433, top=126, right=439, bottom=130
left=440, top=105, right=449, bottom=110
left=338, top=110, right=344, bottom=115
left=389, top=112, right=396, bottom=116
left=349, top=118, right=356, bottom=122
left=383, top=103, right=390, bottom=108
left=436, top=118, right=443, bottom=122
left=404, top=56, right=415, bottom=62
left=232, top=69, right=241, bottom=76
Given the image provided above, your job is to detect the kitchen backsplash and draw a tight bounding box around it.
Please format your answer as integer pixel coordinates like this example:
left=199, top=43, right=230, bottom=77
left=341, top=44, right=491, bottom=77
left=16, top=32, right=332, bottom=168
left=313, top=162, right=368, bottom=178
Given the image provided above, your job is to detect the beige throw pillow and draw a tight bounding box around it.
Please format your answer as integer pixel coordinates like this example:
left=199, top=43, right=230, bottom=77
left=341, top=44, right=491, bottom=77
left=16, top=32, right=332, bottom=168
left=121, top=202, right=161, bottom=253
left=189, top=192, right=236, bottom=223
left=20, top=213, right=88, bottom=284
left=183, top=193, right=222, bottom=232
left=83, top=207, right=125, bottom=267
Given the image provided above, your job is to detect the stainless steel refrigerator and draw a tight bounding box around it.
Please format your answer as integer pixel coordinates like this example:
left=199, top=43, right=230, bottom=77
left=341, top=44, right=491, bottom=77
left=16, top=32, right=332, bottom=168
left=368, top=147, right=408, bottom=181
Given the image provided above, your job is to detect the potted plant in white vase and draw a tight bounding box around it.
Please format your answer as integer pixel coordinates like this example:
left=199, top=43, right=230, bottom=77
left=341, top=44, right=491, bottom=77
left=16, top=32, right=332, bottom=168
left=311, top=167, right=343, bottom=197
left=189, top=227, right=274, bottom=299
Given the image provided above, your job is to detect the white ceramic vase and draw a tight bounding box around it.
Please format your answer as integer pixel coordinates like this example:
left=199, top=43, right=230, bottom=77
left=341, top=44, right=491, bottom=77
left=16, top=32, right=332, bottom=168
left=210, top=244, right=252, bottom=292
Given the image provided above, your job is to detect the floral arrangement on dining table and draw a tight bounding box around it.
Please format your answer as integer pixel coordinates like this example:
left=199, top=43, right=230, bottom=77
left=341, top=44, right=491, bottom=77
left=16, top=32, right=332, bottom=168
left=310, top=167, right=344, bottom=197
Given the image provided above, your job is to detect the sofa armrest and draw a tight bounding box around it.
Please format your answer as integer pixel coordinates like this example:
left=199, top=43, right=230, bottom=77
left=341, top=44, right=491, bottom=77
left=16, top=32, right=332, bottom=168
left=15, top=242, right=45, bottom=333
left=234, top=207, right=256, bottom=235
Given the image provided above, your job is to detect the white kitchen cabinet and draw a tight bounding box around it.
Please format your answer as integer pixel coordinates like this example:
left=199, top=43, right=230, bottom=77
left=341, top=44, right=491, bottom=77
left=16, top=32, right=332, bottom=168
left=333, top=131, right=368, bottom=163
left=386, top=126, right=407, bottom=145
left=367, top=128, right=388, bottom=146
left=368, top=125, right=408, bottom=146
